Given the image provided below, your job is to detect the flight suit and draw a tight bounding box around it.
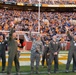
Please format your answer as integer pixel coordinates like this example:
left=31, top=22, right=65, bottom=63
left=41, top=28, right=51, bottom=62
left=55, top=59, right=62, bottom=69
left=48, top=40, right=60, bottom=73
left=66, top=31, right=76, bottom=72
left=7, top=28, right=20, bottom=75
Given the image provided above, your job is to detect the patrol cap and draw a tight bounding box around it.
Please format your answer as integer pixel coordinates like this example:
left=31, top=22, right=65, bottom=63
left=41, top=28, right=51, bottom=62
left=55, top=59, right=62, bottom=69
left=35, top=34, right=41, bottom=40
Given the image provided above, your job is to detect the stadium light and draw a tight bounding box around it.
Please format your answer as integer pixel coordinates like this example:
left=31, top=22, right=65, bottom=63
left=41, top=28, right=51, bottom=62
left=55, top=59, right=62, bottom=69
left=17, top=3, right=24, bottom=6
left=35, top=4, right=41, bottom=7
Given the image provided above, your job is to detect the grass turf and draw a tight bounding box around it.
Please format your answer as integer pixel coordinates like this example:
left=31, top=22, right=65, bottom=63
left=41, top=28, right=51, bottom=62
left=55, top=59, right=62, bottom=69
left=0, top=65, right=76, bottom=75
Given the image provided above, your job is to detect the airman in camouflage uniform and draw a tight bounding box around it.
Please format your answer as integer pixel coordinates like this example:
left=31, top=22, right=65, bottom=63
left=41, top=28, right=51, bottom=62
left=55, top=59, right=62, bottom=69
left=30, top=32, right=43, bottom=74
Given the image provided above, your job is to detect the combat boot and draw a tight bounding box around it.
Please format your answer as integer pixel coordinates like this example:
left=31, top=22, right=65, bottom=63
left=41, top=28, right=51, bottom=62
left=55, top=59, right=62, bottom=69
left=16, top=72, right=20, bottom=75
left=30, top=67, right=34, bottom=75
left=48, top=72, right=51, bottom=75
left=36, top=70, right=39, bottom=74
left=36, top=67, right=39, bottom=74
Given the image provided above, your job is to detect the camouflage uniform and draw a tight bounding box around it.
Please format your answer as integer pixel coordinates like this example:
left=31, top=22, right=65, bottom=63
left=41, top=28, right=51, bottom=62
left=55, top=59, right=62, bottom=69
left=30, top=34, right=43, bottom=74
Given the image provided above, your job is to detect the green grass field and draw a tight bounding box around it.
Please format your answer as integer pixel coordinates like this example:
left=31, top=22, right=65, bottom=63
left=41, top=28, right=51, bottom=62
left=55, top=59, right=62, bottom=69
left=0, top=51, right=74, bottom=75
left=0, top=65, right=76, bottom=75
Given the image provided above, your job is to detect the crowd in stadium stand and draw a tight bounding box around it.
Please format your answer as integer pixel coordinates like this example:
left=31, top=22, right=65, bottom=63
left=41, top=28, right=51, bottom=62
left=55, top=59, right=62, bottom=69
left=1, top=0, right=76, bottom=4
left=0, top=9, right=76, bottom=50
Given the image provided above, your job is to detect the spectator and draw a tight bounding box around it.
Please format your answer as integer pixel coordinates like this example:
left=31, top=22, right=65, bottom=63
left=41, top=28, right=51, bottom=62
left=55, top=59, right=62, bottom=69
left=0, top=9, right=76, bottom=51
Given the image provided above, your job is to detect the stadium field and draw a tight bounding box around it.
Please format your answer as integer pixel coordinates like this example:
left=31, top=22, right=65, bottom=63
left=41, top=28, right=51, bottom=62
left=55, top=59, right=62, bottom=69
left=0, top=51, right=69, bottom=66
left=0, top=65, right=76, bottom=75
left=0, top=51, right=74, bottom=75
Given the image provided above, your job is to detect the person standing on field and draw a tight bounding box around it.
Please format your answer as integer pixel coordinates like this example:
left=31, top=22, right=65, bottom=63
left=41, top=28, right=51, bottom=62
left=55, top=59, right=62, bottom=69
left=0, top=34, right=7, bottom=73
left=7, top=24, right=21, bottom=75
left=30, top=30, right=43, bottom=75
left=48, top=35, right=61, bottom=74
left=65, top=26, right=76, bottom=73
